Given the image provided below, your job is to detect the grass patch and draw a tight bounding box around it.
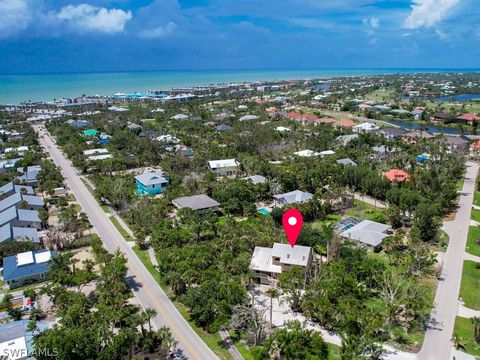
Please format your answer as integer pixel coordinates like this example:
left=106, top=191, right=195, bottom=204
left=466, top=226, right=480, bottom=257
left=454, top=316, right=480, bottom=357
left=100, top=205, right=110, bottom=213
left=471, top=209, right=480, bottom=223
left=67, top=194, right=76, bottom=202
left=328, top=344, right=341, bottom=359
left=80, top=178, right=95, bottom=195
left=345, top=200, right=386, bottom=223
left=457, top=177, right=466, bottom=192
left=110, top=217, right=132, bottom=241
left=132, top=245, right=232, bottom=360
left=474, top=192, right=480, bottom=207
left=459, top=260, right=480, bottom=310
left=432, top=229, right=449, bottom=251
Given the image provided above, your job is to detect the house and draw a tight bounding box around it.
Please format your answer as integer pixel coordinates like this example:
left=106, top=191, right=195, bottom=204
left=0, top=223, right=39, bottom=243
left=339, top=219, right=391, bottom=247
left=294, top=150, right=320, bottom=157
left=336, top=134, right=359, bottom=146
left=0, top=192, right=44, bottom=212
left=171, top=114, right=189, bottom=120
left=285, top=112, right=320, bottom=126
left=67, top=119, right=91, bottom=128
left=216, top=124, right=232, bottom=132
left=83, top=148, right=112, bottom=161
left=455, top=113, right=480, bottom=125
left=337, top=119, right=356, bottom=129
left=2, top=250, right=56, bottom=289
left=156, top=134, right=180, bottom=143
left=82, top=129, right=98, bottom=137
left=439, top=136, right=470, bottom=152
left=377, top=127, right=406, bottom=140
left=0, top=182, right=34, bottom=197
left=15, top=165, right=42, bottom=186
left=4, top=146, right=29, bottom=157
left=430, top=112, right=451, bottom=123
left=244, top=175, right=267, bottom=184
left=127, top=123, right=142, bottom=130
left=239, top=115, right=258, bottom=121
left=249, top=243, right=313, bottom=285
left=172, top=195, right=220, bottom=214
left=0, top=207, right=42, bottom=229
left=135, top=170, right=169, bottom=196
left=337, top=158, right=357, bottom=166
left=402, top=130, right=434, bottom=145
left=0, top=320, right=50, bottom=360
left=319, top=150, right=335, bottom=157
left=353, top=122, right=379, bottom=133
left=175, top=144, right=194, bottom=157
left=208, top=159, right=240, bottom=176
left=273, top=190, right=313, bottom=207
left=0, top=158, right=22, bottom=172
left=383, top=169, right=411, bottom=182
left=275, top=126, right=291, bottom=132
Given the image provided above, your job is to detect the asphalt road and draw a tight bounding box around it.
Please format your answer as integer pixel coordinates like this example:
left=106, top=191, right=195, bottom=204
left=34, top=125, right=218, bottom=360
left=419, top=161, right=479, bottom=360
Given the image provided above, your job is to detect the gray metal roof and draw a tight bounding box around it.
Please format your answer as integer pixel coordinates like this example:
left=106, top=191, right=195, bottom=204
left=134, top=171, right=168, bottom=186
left=0, top=182, right=34, bottom=196
left=173, top=194, right=220, bottom=211
left=245, top=175, right=267, bottom=184
left=273, top=190, right=313, bottom=204
left=0, top=206, right=17, bottom=226
left=0, top=223, right=39, bottom=243
left=336, top=158, right=357, bottom=166
left=340, top=220, right=390, bottom=247
left=0, top=193, right=43, bottom=212
left=17, top=209, right=41, bottom=223
left=271, top=243, right=312, bottom=266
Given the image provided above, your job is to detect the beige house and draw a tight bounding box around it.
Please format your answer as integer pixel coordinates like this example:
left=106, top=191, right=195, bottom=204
left=249, top=243, right=313, bottom=286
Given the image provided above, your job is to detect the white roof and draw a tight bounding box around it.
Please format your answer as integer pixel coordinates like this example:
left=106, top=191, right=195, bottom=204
left=171, top=114, right=189, bottom=120
left=108, top=106, right=128, bottom=112
left=319, top=150, right=335, bottom=157
left=83, top=148, right=109, bottom=156
left=340, top=220, right=390, bottom=247
left=88, top=154, right=113, bottom=161
left=239, top=115, right=258, bottom=121
left=249, top=247, right=282, bottom=274
left=294, top=150, right=320, bottom=157
left=156, top=134, right=180, bottom=143
left=16, top=251, right=34, bottom=266
left=275, top=126, right=291, bottom=132
left=272, top=243, right=312, bottom=266
left=35, top=251, right=52, bottom=264
left=208, top=159, right=239, bottom=169
left=353, top=122, right=379, bottom=130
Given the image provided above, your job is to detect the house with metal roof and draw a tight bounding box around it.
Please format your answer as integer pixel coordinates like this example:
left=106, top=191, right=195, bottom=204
left=377, top=127, right=406, bottom=140
left=0, top=223, right=39, bottom=244
left=249, top=243, right=313, bottom=285
left=15, top=166, right=42, bottom=187
left=243, top=175, right=267, bottom=184
left=0, top=192, right=44, bottom=213
left=172, top=194, right=220, bottom=214
left=208, top=159, right=240, bottom=176
left=216, top=124, right=232, bottom=132
left=336, top=158, right=357, bottom=166
left=135, top=170, right=169, bottom=196
left=0, top=182, right=34, bottom=197
left=2, top=250, right=56, bottom=289
left=0, top=207, right=41, bottom=229
left=340, top=219, right=391, bottom=247
left=335, top=134, right=359, bottom=146
left=273, top=190, right=313, bottom=207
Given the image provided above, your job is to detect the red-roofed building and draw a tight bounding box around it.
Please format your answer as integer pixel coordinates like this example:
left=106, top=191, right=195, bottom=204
left=470, top=140, right=480, bottom=157
left=382, top=169, right=411, bottom=183
left=455, top=113, right=480, bottom=125
left=285, top=112, right=321, bottom=125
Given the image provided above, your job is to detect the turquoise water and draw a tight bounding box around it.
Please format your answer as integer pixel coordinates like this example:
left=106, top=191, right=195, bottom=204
left=258, top=208, right=271, bottom=215
left=434, top=93, right=480, bottom=102
left=0, top=69, right=479, bottom=104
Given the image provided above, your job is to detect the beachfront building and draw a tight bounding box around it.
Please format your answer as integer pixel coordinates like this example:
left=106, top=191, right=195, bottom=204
left=249, top=243, right=313, bottom=286
left=135, top=170, right=169, bottom=196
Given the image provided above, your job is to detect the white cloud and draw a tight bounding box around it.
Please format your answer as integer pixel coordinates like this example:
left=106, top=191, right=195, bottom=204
left=138, top=22, right=177, bottom=39
left=403, top=0, right=459, bottom=29
left=56, top=4, right=132, bottom=34
left=0, top=0, right=32, bottom=38
left=363, top=17, right=379, bottom=44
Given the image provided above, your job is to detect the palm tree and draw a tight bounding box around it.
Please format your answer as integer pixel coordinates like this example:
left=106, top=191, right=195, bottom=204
left=144, top=308, right=157, bottom=333
left=472, top=316, right=480, bottom=343
left=266, top=287, right=279, bottom=327
left=452, top=333, right=466, bottom=350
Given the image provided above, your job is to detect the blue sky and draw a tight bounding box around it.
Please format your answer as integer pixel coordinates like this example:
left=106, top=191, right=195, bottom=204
left=0, top=0, right=479, bottom=73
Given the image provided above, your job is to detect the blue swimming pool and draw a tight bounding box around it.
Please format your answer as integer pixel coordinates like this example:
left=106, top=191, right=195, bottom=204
left=258, top=208, right=270, bottom=215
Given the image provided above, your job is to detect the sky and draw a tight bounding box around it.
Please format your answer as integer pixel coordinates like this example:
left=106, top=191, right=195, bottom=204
left=0, top=0, right=479, bottom=73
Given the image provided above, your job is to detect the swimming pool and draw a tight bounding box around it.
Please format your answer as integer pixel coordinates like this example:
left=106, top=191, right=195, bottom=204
left=258, top=208, right=271, bottom=215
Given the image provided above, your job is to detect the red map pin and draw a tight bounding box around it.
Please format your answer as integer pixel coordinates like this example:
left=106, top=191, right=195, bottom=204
left=282, top=209, right=303, bottom=248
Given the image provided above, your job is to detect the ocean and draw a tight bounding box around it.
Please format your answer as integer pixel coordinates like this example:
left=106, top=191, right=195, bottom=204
left=0, top=68, right=479, bottom=104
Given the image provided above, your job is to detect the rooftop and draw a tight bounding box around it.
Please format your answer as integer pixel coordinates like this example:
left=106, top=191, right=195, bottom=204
left=172, top=194, right=220, bottom=211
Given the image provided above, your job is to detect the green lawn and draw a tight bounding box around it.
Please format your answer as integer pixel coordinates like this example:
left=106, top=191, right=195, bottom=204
left=474, top=192, right=480, bottom=207
left=454, top=316, right=480, bottom=358
left=471, top=209, right=480, bottom=223
left=459, top=261, right=480, bottom=310
left=110, top=217, right=132, bottom=241
left=132, top=245, right=233, bottom=360
left=466, top=226, right=480, bottom=257
left=345, top=200, right=387, bottom=223
left=100, top=205, right=110, bottom=213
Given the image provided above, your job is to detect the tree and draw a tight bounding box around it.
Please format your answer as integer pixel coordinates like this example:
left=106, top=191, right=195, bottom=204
left=266, top=288, right=279, bottom=327
left=278, top=266, right=306, bottom=312
left=230, top=304, right=267, bottom=346
left=472, top=316, right=480, bottom=343
left=452, top=333, right=466, bottom=351
left=412, top=201, right=442, bottom=242
left=253, top=321, right=328, bottom=360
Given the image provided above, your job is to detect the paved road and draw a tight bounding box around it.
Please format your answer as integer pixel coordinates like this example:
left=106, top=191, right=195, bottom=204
left=419, top=161, right=479, bottom=360
left=35, top=125, right=218, bottom=360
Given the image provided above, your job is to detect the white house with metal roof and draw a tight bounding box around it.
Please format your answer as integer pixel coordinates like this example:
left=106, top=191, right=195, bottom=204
left=340, top=219, right=391, bottom=247
left=273, top=190, right=313, bottom=207
left=249, top=243, right=313, bottom=285
left=208, top=159, right=240, bottom=176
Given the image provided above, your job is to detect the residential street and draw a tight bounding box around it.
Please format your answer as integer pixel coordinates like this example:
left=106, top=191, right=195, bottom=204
left=419, top=161, right=479, bottom=360
left=34, top=125, right=218, bottom=360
